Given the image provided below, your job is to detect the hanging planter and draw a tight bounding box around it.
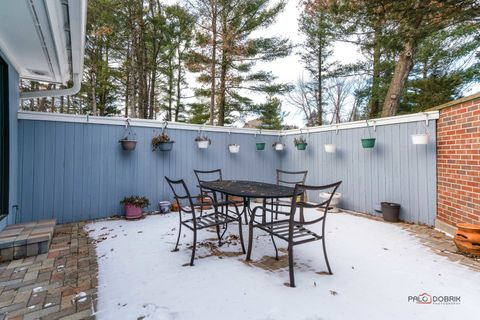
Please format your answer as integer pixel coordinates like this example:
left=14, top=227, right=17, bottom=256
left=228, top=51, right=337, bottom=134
left=118, top=118, right=137, bottom=151
left=411, top=114, right=430, bottom=145
left=256, top=143, right=266, bottom=150
left=195, top=126, right=211, bottom=149
left=324, top=144, right=336, bottom=153
left=361, top=120, right=376, bottom=149
left=152, top=122, right=175, bottom=152
left=273, top=142, right=284, bottom=151
left=228, top=144, right=240, bottom=153
left=255, top=129, right=265, bottom=151
left=294, top=136, right=308, bottom=150
left=411, top=134, right=429, bottom=145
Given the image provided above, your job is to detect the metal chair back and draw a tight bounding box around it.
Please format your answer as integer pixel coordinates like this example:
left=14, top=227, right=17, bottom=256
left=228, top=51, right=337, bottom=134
left=165, top=177, right=195, bottom=214
left=276, top=169, right=308, bottom=187
left=289, top=181, right=342, bottom=225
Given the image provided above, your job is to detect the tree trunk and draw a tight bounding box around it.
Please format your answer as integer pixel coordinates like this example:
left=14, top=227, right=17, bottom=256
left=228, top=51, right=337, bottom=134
left=218, top=8, right=228, bottom=126
left=368, top=27, right=381, bottom=118
left=316, top=13, right=323, bottom=126
left=381, top=40, right=416, bottom=117
left=175, top=46, right=182, bottom=122
left=209, top=0, right=217, bottom=125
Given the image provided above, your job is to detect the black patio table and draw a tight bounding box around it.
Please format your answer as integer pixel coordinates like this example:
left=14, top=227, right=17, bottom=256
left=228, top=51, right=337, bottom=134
left=199, top=180, right=298, bottom=224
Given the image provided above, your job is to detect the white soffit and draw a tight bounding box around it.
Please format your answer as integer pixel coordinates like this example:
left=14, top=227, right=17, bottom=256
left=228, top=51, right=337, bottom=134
left=0, top=0, right=86, bottom=84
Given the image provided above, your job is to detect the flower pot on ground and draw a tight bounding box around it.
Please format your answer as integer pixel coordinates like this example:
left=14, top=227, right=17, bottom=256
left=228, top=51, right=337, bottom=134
left=152, top=133, right=175, bottom=152
left=411, top=133, right=429, bottom=145
left=120, top=196, right=150, bottom=220
left=195, top=135, right=211, bottom=149
left=256, top=142, right=266, bottom=150
left=294, top=137, right=308, bottom=151
left=119, top=138, right=137, bottom=151
left=273, top=142, right=284, bottom=151
left=319, top=192, right=342, bottom=213
left=381, top=202, right=400, bottom=222
left=361, top=138, right=376, bottom=149
left=324, top=144, right=336, bottom=153
left=196, top=196, right=212, bottom=209
left=454, top=223, right=480, bottom=256
left=229, top=144, right=240, bottom=153
left=158, top=201, right=172, bottom=213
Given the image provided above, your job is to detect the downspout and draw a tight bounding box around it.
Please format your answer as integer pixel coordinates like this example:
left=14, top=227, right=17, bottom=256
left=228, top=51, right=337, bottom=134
left=19, top=73, right=81, bottom=100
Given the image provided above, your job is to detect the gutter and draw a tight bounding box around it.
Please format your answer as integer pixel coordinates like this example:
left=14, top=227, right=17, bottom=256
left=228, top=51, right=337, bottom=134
left=19, top=73, right=80, bottom=100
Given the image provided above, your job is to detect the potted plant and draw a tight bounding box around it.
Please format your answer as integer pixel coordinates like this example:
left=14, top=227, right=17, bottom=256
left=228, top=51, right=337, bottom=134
left=118, top=119, right=137, bottom=151
left=228, top=144, right=240, bottom=153
left=361, top=120, right=376, bottom=148
left=294, top=137, right=308, bottom=150
left=256, top=142, right=266, bottom=150
left=272, top=141, right=284, bottom=151
left=324, top=144, right=336, bottom=153
left=120, top=196, right=150, bottom=220
left=195, top=135, right=211, bottom=149
left=119, top=136, right=137, bottom=151
left=152, top=133, right=174, bottom=151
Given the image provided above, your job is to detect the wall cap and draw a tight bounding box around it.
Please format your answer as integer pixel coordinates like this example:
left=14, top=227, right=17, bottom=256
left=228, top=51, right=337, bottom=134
left=426, top=92, right=480, bottom=112
left=17, top=110, right=439, bottom=136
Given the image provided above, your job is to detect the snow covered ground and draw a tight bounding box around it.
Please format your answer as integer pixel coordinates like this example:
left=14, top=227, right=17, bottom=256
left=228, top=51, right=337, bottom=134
left=87, top=210, right=480, bottom=320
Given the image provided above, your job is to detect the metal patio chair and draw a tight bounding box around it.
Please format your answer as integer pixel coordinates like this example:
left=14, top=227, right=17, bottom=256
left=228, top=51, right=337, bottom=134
left=246, top=181, right=342, bottom=287
left=194, top=169, right=245, bottom=221
left=267, top=169, right=308, bottom=219
left=165, top=176, right=246, bottom=266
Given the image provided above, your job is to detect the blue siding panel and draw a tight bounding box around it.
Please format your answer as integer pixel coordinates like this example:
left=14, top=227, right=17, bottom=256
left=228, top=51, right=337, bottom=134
left=17, top=118, right=437, bottom=225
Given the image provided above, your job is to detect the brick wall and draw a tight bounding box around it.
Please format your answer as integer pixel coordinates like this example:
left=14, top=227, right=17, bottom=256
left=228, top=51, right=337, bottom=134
left=435, top=94, right=480, bottom=227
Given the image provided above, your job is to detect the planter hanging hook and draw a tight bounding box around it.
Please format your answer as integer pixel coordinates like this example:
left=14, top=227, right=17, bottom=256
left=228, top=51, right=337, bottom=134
left=336, top=125, right=339, bottom=135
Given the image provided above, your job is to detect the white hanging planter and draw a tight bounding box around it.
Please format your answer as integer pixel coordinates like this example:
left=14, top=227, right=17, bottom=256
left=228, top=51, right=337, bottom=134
left=324, top=144, right=336, bottom=153
left=273, top=142, right=284, bottom=151
left=411, top=133, right=429, bottom=145
left=196, top=140, right=210, bottom=149
left=228, top=144, right=240, bottom=153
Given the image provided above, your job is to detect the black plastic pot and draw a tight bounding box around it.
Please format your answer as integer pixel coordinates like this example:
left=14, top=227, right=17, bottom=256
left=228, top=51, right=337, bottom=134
left=119, top=139, right=137, bottom=151
left=381, top=202, right=401, bottom=222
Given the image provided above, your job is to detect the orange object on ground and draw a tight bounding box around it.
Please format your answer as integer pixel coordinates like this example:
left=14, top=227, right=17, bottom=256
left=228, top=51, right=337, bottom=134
left=197, top=196, right=213, bottom=209
left=454, top=223, right=480, bottom=256
left=171, top=201, right=180, bottom=212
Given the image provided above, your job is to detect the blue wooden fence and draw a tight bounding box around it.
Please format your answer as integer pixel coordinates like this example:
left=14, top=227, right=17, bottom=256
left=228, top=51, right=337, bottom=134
left=16, top=113, right=437, bottom=225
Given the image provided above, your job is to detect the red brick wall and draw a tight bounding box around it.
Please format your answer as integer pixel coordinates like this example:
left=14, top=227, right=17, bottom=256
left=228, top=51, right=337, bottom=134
left=436, top=97, right=480, bottom=227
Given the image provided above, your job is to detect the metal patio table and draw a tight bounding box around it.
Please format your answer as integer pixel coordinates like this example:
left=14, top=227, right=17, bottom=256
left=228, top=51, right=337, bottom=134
left=199, top=180, right=298, bottom=224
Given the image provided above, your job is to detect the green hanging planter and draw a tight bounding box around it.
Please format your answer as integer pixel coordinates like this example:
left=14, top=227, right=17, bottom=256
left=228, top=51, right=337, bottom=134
left=256, top=142, right=266, bottom=150
left=296, top=142, right=308, bottom=150
left=361, top=138, right=376, bottom=148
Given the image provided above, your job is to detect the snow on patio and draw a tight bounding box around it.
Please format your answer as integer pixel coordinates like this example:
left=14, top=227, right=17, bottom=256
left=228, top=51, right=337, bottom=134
left=87, top=210, right=480, bottom=320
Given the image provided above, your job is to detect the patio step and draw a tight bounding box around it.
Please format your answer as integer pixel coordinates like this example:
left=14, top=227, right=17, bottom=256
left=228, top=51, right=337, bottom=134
left=0, top=219, right=56, bottom=262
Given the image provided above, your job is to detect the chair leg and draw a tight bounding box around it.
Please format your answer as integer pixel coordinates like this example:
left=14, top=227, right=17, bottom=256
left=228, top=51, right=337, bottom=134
left=243, top=198, right=249, bottom=225
left=190, top=229, right=197, bottom=266
left=216, top=224, right=222, bottom=246
left=172, top=222, right=182, bottom=252
left=238, top=216, right=246, bottom=254
left=270, top=234, right=279, bottom=260
left=288, top=244, right=295, bottom=287
left=246, top=215, right=254, bottom=260
left=322, top=236, right=332, bottom=274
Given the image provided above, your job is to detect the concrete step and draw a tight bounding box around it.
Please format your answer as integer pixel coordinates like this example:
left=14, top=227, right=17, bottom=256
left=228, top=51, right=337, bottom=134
left=0, top=219, right=56, bottom=262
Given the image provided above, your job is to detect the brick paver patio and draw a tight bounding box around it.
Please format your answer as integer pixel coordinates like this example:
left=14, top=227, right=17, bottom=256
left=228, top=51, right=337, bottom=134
left=0, top=222, right=97, bottom=320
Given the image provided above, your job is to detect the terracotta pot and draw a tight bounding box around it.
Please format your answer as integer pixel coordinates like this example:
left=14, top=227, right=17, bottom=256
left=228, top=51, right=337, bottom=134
left=124, top=204, right=143, bottom=220
left=197, top=196, right=212, bottom=209
left=454, top=223, right=480, bottom=256
left=171, top=201, right=180, bottom=212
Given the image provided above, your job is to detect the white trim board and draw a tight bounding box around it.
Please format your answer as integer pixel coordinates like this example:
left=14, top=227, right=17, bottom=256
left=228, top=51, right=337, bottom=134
left=17, top=110, right=440, bottom=136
